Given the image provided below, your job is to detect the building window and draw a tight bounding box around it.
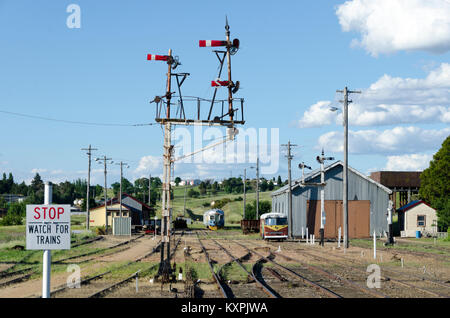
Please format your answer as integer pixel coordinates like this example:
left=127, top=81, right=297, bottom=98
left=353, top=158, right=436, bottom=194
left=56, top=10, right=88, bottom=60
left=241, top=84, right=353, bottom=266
left=417, top=215, right=426, bottom=227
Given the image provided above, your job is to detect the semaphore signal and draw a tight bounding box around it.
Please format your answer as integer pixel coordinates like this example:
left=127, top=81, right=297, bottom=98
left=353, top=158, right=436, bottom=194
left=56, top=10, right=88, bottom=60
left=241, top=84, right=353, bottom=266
left=146, top=17, right=245, bottom=285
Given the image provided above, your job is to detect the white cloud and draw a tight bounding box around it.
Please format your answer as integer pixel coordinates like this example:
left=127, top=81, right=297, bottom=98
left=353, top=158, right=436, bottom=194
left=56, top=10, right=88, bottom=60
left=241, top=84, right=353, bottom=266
left=297, top=63, right=450, bottom=127
left=134, top=155, right=162, bottom=174
left=384, top=153, right=433, bottom=171
left=318, top=126, right=450, bottom=154
left=336, top=0, right=450, bottom=56
left=31, top=168, right=48, bottom=174
left=297, top=101, right=336, bottom=128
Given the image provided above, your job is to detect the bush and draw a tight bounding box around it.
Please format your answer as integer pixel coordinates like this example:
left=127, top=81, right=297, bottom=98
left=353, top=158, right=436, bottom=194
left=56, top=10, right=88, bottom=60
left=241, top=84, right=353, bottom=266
left=0, top=211, right=23, bottom=226
left=234, top=197, right=243, bottom=201
left=95, top=226, right=106, bottom=235
left=214, top=198, right=231, bottom=209
left=187, top=189, right=200, bottom=198
left=202, top=202, right=210, bottom=208
left=0, top=202, right=25, bottom=226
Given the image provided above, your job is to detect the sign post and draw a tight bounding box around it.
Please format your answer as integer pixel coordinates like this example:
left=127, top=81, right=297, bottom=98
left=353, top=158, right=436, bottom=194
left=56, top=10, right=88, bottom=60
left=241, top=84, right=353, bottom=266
left=26, top=182, right=71, bottom=298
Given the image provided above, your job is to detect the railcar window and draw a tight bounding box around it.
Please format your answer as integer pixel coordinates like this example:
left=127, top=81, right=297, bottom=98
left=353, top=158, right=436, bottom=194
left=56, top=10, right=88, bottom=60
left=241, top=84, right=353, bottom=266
left=265, top=218, right=288, bottom=226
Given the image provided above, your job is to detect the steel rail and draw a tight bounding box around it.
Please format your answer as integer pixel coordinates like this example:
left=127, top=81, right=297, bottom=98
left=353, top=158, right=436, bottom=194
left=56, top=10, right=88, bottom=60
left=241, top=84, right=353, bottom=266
left=0, top=273, right=33, bottom=288
left=233, top=240, right=342, bottom=298
left=196, top=233, right=229, bottom=298
left=299, top=248, right=449, bottom=298
left=51, top=240, right=162, bottom=298
left=210, top=238, right=279, bottom=298
left=270, top=248, right=388, bottom=298
left=88, top=270, right=141, bottom=298
left=53, top=234, right=144, bottom=264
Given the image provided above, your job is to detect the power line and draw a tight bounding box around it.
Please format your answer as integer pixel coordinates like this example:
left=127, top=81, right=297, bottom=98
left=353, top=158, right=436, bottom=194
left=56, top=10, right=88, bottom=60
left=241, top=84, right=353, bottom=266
left=0, top=110, right=155, bottom=127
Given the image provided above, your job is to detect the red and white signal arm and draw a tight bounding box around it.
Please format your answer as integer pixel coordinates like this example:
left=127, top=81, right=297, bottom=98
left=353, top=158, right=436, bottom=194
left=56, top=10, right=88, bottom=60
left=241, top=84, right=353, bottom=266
left=147, top=54, right=169, bottom=61
left=211, top=80, right=231, bottom=87
left=26, top=205, right=71, bottom=250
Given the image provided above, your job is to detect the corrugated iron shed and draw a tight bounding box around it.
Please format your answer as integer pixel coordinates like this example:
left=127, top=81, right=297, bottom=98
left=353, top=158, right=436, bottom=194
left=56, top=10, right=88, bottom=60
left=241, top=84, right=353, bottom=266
left=272, top=161, right=392, bottom=238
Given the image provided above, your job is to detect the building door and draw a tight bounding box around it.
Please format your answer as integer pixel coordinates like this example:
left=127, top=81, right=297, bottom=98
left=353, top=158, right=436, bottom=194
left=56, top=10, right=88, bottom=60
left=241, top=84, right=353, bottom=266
left=307, top=200, right=370, bottom=239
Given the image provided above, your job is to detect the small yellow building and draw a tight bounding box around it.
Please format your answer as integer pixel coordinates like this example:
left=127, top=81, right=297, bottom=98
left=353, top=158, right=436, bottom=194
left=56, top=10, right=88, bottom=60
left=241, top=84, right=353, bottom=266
left=397, top=200, right=438, bottom=237
left=89, top=194, right=153, bottom=228
left=89, top=202, right=130, bottom=228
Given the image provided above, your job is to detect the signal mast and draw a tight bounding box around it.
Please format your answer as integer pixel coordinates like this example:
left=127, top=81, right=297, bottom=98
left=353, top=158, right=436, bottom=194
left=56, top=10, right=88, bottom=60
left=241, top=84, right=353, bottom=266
left=147, top=18, right=244, bottom=283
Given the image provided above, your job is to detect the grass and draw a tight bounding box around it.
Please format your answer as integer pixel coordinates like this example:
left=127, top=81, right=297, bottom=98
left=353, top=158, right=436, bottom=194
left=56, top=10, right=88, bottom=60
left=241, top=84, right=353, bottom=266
left=351, top=238, right=450, bottom=255
left=220, top=262, right=252, bottom=282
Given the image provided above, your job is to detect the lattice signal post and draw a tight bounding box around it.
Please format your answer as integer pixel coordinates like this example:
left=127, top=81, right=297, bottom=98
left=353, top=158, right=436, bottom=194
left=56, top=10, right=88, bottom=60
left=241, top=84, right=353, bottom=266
left=147, top=20, right=245, bottom=282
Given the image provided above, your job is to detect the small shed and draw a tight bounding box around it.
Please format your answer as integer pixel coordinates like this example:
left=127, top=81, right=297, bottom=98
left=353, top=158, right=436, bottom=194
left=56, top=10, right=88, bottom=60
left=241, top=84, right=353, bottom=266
left=397, top=200, right=437, bottom=237
left=89, top=194, right=154, bottom=227
left=272, top=161, right=392, bottom=239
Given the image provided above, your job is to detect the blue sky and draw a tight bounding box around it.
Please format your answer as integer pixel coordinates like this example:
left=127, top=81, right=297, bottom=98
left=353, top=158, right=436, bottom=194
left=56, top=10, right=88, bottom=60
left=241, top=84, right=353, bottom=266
left=0, top=0, right=449, bottom=186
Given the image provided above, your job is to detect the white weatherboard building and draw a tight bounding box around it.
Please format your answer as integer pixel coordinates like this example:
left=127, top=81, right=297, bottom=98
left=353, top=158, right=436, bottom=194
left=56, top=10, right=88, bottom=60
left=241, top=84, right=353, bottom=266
left=397, top=200, right=438, bottom=237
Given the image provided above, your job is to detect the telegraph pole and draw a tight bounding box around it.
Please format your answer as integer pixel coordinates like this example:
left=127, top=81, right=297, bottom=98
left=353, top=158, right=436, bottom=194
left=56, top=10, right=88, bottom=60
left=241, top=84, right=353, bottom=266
left=148, top=174, right=151, bottom=206
left=243, top=168, right=246, bottom=220
left=282, top=141, right=298, bottom=239
left=183, top=181, right=187, bottom=217
left=256, top=157, right=260, bottom=219
left=116, top=162, right=129, bottom=217
left=96, top=156, right=112, bottom=233
left=336, top=87, right=361, bottom=249
left=81, top=145, right=97, bottom=230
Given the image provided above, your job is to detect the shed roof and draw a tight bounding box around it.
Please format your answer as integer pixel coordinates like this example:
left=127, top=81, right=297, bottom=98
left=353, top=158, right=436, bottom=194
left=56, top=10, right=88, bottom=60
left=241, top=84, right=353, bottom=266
left=272, top=161, right=392, bottom=196
left=91, top=193, right=153, bottom=211
left=397, top=200, right=433, bottom=212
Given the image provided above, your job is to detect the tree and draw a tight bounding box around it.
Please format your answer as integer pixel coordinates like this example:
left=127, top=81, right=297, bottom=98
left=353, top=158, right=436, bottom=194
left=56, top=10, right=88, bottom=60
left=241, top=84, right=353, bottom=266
left=268, top=180, right=274, bottom=191
left=244, top=200, right=271, bottom=220
left=260, top=179, right=268, bottom=192
left=187, top=189, right=200, bottom=198
left=419, top=136, right=450, bottom=230
left=277, top=176, right=282, bottom=187
left=175, top=177, right=181, bottom=186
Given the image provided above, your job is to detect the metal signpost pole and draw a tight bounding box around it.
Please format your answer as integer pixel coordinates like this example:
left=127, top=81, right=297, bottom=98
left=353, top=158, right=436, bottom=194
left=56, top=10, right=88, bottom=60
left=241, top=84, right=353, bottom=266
left=42, top=182, right=52, bottom=298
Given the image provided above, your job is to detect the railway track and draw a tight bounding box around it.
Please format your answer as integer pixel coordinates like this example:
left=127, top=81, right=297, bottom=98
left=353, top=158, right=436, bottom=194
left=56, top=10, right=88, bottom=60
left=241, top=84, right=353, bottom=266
left=296, top=245, right=450, bottom=298
left=88, top=233, right=184, bottom=299
left=205, top=235, right=278, bottom=298
left=54, top=232, right=184, bottom=298
left=51, top=238, right=163, bottom=298
left=232, top=240, right=343, bottom=298
left=245, top=240, right=388, bottom=298
left=0, top=234, right=146, bottom=290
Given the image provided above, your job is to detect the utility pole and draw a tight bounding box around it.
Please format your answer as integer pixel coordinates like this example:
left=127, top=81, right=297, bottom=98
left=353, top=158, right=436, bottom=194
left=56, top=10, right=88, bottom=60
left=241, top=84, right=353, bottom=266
left=316, top=150, right=334, bottom=246
left=96, top=156, right=112, bottom=234
left=148, top=174, right=151, bottom=206
left=336, top=86, right=361, bottom=249
left=116, top=162, right=129, bottom=217
left=183, top=181, right=187, bottom=217
left=243, top=168, right=246, bottom=220
left=256, top=157, right=260, bottom=219
left=81, top=145, right=97, bottom=230
left=282, top=141, right=297, bottom=239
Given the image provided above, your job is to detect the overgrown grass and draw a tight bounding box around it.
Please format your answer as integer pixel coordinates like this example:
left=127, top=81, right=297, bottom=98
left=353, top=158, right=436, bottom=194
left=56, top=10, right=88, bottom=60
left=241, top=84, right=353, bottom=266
left=351, top=238, right=450, bottom=255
